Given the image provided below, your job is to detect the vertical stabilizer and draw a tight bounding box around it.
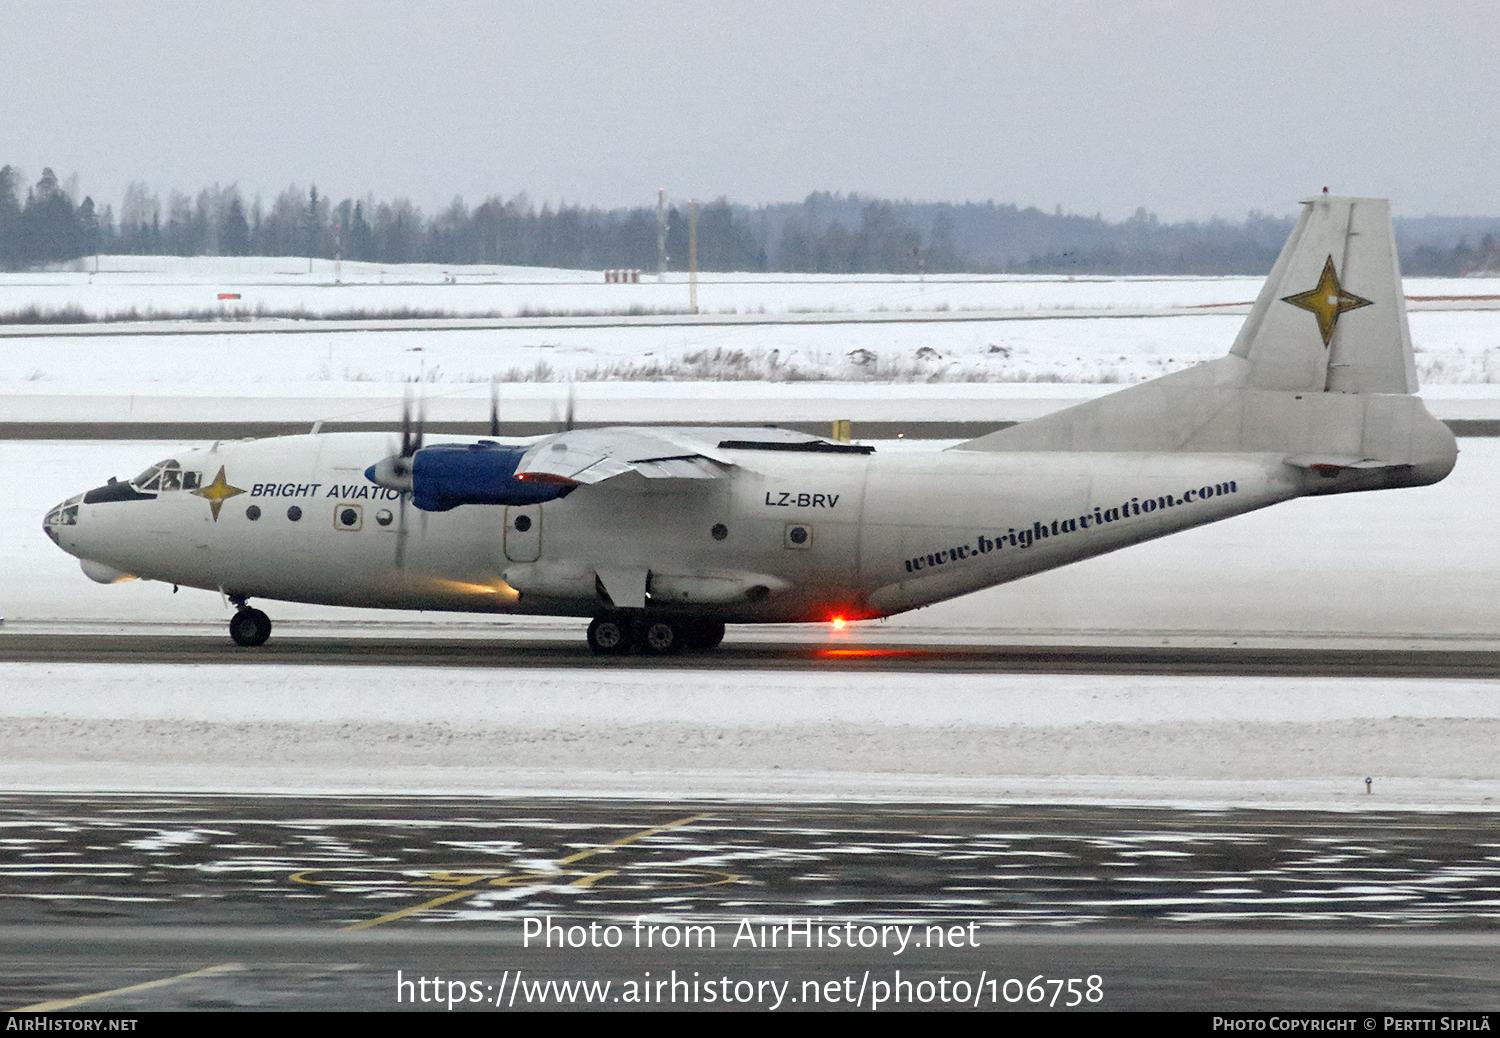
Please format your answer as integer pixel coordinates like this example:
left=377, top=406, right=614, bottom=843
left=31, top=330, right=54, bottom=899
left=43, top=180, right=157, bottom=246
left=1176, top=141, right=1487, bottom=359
left=954, top=194, right=1454, bottom=490
left=1230, top=194, right=1417, bottom=394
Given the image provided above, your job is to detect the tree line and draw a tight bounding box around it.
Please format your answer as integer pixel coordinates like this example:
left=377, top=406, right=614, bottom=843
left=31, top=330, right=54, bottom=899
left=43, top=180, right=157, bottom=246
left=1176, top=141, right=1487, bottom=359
left=3, top=163, right=1498, bottom=276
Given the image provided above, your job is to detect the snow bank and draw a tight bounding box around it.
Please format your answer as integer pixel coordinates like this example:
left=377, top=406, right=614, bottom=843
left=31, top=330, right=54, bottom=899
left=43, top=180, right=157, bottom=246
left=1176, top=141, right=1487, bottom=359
left=2, top=663, right=1495, bottom=807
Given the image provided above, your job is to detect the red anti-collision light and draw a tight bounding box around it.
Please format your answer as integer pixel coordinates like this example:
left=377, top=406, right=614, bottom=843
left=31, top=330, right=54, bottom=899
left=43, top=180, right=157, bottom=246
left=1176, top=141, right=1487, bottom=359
left=514, top=472, right=580, bottom=486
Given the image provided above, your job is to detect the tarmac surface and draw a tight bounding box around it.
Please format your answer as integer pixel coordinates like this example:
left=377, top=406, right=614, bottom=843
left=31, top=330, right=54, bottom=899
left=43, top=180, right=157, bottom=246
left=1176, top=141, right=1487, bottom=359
left=3, top=795, right=1499, bottom=1011
left=5, top=632, right=1500, bottom=678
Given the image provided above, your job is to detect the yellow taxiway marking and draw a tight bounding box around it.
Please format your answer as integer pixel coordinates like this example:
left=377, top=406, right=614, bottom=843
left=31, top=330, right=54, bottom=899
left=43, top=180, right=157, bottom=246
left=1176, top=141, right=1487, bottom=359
left=16, top=962, right=242, bottom=1012
left=339, top=888, right=480, bottom=932
left=569, top=870, right=618, bottom=887
left=556, top=812, right=711, bottom=866
left=339, top=812, right=712, bottom=931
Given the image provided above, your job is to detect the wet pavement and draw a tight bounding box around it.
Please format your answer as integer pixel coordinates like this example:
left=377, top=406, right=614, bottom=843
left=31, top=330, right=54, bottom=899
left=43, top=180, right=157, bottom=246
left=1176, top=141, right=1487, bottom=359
left=3, top=794, right=1499, bottom=1010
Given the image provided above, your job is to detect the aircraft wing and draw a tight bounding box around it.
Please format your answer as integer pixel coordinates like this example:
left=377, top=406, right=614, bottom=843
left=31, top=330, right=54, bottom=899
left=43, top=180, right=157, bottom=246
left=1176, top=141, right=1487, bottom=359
left=514, top=426, right=856, bottom=485
left=515, top=428, right=735, bottom=485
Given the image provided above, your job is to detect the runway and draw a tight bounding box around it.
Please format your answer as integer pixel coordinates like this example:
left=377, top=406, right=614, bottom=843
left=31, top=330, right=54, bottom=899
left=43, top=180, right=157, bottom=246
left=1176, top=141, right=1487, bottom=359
left=4, top=631, right=1500, bottom=677
left=3, top=795, right=1499, bottom=1011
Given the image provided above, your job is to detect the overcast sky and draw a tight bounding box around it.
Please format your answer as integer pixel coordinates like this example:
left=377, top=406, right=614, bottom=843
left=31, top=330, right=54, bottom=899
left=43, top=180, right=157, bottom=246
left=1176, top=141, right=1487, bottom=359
left=4, top=0, right=1497, bottom=221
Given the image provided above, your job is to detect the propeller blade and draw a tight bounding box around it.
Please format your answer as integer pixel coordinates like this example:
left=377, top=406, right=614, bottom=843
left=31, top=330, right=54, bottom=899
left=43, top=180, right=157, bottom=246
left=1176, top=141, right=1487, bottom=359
left=564, top=384, right=575, bottom=433
left=400, top=388, right=415, bottom=458
left=490, top=376, right=500, bottom=438
left=395, top=489, right=409, bottom=568
left=399, top=386, right=426, bottom=462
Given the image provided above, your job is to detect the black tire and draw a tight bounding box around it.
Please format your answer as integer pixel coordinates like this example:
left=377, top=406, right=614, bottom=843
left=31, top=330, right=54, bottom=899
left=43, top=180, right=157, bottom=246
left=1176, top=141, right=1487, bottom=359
left=680, top=619, right=726, bottom=651
left=587, top=616, right=633, bottom=655
left=229, top=608, right=272, bottom=647
left=639, top=618, right=681, bottom=655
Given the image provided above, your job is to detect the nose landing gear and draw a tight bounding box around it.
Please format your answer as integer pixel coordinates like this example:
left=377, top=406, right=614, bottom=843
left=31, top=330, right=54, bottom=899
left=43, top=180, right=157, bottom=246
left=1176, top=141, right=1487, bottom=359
left=228, top=596, right=273, bottom=647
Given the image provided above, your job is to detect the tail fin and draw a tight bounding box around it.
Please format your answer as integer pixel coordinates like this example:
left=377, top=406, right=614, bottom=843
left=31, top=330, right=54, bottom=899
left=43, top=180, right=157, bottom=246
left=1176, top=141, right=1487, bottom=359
left=956, top=194, right=1455, bottom=490
left=1231, top=194, right=1417, bottom=394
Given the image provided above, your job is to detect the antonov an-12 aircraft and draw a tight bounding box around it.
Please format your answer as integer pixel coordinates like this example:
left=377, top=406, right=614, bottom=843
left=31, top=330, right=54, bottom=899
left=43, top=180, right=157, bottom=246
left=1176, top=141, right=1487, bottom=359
left=44, top=195, right=1456, bottom=653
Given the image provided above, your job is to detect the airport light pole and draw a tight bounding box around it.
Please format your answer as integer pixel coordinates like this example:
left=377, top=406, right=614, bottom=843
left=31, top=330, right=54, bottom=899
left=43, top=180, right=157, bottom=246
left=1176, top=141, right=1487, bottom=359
left=688, top=199, right=698, bottom=315
left=657, top=188, right=667, bottom=283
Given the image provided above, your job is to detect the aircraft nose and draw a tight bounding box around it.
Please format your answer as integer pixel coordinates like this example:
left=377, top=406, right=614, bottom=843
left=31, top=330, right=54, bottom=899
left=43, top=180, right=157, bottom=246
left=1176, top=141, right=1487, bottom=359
left=42, top=494, right=83, bottom=547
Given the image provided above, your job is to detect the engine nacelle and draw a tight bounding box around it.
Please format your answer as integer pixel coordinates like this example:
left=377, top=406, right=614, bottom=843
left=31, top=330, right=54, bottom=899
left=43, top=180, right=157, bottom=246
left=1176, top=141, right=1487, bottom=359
left=366, top=441, right=568, bottom=512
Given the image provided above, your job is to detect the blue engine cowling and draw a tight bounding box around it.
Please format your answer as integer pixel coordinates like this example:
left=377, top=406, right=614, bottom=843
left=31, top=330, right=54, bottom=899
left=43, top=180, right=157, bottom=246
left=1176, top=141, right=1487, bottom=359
left=365, top=441, right=568, bottom=512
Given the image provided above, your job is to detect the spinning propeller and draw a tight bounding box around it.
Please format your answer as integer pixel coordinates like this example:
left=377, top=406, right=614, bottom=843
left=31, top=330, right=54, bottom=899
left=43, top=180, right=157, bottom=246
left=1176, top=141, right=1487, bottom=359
left=367, top=379, right=569, bottom=567
left=366, top=390, right=426, bottom=567
left=370, top=388, right=425, bottom=493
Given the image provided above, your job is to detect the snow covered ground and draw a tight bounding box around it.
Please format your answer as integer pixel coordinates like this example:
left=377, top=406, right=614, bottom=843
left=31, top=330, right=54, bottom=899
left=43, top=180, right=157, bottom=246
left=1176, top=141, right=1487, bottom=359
left=0, top=307, right=1494, bottom=389
left=7, top=254, right=1500, bottom=320
left=3, top=663, right=1498, bottom=808
left=2, top=258, right=1498, bottom=391
left=0, top=257, right=1291, bottom=319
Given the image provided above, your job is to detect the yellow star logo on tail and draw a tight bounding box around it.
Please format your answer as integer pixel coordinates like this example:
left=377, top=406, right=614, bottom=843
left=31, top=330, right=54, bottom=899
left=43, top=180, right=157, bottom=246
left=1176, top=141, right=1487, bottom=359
left=192, top=465, right=246, bottom=521
left=1282, top=255, right=1373, bottom=345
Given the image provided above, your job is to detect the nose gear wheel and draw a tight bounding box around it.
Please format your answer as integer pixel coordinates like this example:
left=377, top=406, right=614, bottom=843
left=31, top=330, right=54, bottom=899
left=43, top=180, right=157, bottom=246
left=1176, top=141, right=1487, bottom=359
left=229, top=607, right=272, bottom=647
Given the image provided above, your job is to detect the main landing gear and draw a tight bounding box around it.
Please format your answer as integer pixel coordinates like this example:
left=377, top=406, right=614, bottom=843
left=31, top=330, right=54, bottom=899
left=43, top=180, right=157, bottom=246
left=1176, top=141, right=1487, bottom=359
left=586, top=615, right=726, bottom=656
left=228, top=596, right=272, bottom=647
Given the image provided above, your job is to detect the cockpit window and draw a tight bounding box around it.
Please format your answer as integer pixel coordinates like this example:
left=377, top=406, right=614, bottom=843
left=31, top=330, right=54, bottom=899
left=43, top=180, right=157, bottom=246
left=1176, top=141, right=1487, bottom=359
left=132, top=459, right=200, bottom=492
left=44, top=494, right=82, bottom=530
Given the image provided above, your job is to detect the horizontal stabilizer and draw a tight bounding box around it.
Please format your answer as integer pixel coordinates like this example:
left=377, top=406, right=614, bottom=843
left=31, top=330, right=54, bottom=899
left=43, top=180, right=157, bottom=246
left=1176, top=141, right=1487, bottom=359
left=1284, top=454, right=1393, bottom=472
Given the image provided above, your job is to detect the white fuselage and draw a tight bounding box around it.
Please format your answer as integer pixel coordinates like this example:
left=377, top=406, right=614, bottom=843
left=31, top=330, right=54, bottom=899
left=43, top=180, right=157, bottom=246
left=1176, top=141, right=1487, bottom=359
left=49, top=432, right=1297, bottom=623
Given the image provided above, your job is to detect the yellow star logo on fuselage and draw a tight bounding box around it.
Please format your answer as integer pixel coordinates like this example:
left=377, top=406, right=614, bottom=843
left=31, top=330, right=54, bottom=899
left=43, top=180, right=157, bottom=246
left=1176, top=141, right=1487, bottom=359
left=1282, top=255, right=1373, bottom=345
left=192, top=465, right=246, bottom=521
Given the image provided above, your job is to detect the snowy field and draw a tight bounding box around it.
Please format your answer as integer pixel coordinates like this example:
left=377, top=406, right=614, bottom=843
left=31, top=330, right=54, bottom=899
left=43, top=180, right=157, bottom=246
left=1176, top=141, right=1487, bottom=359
left=3, top=664, right=1497, bottom=808
left=0, top=257, right=1289, bottom=318
left=2, top=258, right=1498, bottom=391
left=4, top=313, right=1498, bottom=407
left=6, top=254, right=1500, bottom=321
